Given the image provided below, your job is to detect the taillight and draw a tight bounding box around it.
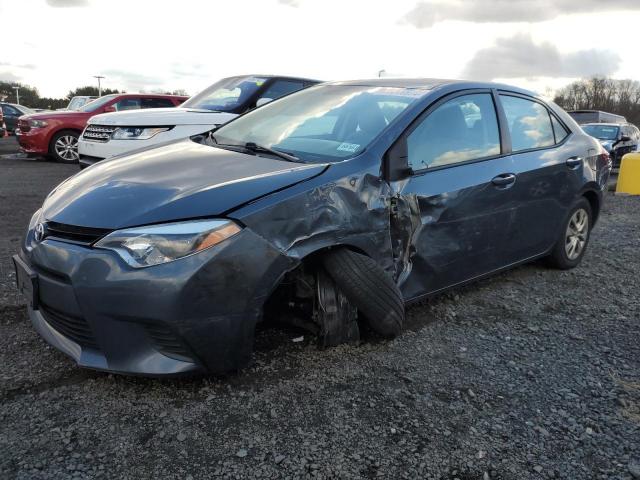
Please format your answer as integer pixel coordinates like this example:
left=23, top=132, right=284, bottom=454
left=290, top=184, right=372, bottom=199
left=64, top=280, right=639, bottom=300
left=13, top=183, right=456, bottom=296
left=598, top=150, right=611, bottom=169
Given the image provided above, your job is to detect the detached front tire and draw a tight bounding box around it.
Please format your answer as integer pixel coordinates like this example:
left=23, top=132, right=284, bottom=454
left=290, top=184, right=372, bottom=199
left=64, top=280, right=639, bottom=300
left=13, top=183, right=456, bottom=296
left=49, top=130, right=80, bottom=163
left=547, top=197, right=592, bottom=270
left=323, top=248, right=404, bottom=338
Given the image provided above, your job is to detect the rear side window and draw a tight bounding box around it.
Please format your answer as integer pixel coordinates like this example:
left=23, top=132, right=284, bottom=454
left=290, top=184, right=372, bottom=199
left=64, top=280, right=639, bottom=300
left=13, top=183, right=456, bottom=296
left=407, top=93, right=501, bottom=170
left=114, top=98, right=141, bottom=111
left=500, top=95, right=554, bottom=152
left=551, top=115, right=570, bottom=143
left=141, top=98, right=176, bottom=108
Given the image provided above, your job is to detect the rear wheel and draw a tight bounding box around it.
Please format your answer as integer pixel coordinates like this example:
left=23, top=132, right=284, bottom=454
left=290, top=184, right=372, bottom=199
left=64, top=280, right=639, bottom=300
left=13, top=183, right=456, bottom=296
left=547, top=198, right=592, bottom=270
left=49, top=130, right=80, bottom=163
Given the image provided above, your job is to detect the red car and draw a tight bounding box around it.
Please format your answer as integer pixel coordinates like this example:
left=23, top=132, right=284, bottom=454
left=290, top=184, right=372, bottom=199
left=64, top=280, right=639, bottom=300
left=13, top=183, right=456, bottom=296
left=16, top=93, right=188, bottom=163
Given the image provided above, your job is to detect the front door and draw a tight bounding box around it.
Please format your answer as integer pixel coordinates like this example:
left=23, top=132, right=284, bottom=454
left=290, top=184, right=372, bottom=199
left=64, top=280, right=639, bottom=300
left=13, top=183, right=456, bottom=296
left=389, top=91, right=519, bottom=301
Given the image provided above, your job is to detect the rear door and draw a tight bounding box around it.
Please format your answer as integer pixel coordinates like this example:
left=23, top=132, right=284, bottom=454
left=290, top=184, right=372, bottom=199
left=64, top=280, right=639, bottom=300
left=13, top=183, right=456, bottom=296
left=390, top=90, right=520, bottom=300
left=496, top=93, right=586, bottom=263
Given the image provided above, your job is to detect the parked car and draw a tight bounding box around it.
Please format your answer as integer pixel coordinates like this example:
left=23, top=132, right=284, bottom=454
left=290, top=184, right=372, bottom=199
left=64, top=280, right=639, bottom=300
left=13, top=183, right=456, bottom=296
left=569, top=110, right=626, bottom=125
left=582, top=122, right=640, bottom=167
left=57, top=96, right=97, bottom=111
left=78, top=75, right=319, bottom=168
left=13, top=79, right=611, bottom=376
left=16, top=93, right=188, bottom=163
left=0, top=102, right=35, bottom=134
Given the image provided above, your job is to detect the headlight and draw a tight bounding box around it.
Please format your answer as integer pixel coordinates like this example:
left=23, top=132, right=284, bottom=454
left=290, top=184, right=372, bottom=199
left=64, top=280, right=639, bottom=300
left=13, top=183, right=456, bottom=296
left=111, top=126, right=171, bottom=140
left=29, top=119, right=48, bottom=128
left=94, top=219, right=241, bottom=268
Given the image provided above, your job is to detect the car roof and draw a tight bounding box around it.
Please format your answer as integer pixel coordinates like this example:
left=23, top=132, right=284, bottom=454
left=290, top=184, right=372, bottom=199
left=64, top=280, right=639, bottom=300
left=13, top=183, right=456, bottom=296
left=111, top=93, right=188, bottom=98
left=240, top=74, right=321, bottom=83
left=582, top=122, right=625, bottom=127
left=326, top=78, right=538, bottom=95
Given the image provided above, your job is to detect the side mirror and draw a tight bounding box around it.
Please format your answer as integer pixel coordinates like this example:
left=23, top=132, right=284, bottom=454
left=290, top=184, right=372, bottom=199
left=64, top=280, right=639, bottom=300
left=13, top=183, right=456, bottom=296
left=620, top=135, right=631, bottom=142
left=256, top=97, right=273, bottom=108
left=384, top=138, right=413, bottom=181
left=103, top=105, right=116, bottom=113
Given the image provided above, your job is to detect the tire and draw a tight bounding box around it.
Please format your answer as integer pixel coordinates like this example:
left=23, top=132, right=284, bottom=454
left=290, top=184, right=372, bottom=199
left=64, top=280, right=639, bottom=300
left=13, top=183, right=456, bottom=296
left=546, top=197, right=592, bottom=270
left=322, top=248, right=404, bottom=338
left=49, top=130, right=80, bottom=163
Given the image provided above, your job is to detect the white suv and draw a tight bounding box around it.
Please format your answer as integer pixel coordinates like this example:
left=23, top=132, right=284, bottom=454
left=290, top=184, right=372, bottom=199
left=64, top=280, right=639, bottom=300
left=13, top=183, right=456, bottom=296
left=78, top=75, right=319, bottom=168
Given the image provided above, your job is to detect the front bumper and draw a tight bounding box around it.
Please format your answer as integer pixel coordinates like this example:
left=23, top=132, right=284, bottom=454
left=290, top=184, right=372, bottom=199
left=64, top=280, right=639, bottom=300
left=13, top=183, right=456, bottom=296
left=18, top=227, right=293, bottom=376
left=79, top=154, right=103, bottom=169
left=16, top=128, right=50, bottom=155
left=78, top=137, right=135, bottom=161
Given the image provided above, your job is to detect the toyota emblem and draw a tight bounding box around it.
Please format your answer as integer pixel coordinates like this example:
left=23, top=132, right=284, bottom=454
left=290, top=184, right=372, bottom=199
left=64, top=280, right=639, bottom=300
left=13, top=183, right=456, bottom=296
left=35, top=223, right=46, bottom=242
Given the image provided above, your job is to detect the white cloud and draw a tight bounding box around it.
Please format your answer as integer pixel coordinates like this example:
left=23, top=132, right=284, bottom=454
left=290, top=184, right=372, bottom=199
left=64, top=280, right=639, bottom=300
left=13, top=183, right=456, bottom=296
left=0, top=0, right=639, bottom=98
left=462, top=34, right=621, bottom=80
left=402, top=0, right=640, bottom=27
left=45, top=0, right=89, bottom=7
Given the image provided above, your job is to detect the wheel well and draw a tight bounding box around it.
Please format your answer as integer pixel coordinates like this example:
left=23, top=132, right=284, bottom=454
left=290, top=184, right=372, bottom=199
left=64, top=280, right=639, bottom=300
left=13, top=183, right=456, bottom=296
left=582, top=190, right=600, bottom=225
left=48, top=128, right=82, bottom=147
left=261, top=245, right=370, bottom=325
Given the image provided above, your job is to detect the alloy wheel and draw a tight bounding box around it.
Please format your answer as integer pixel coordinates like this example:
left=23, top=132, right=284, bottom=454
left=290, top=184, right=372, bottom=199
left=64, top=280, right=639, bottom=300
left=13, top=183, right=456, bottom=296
left=54, top=135, right=79, bottom=162
left=565, top=208, right=589, bottom=260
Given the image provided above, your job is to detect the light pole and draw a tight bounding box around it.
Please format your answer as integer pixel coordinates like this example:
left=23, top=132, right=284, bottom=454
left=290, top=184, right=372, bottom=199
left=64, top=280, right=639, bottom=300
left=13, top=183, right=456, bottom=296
left=13, top=86, right=20, bottom=105
left=378, top=69, right=386, bottom=78
left=93, top=75, right=105, bottom=96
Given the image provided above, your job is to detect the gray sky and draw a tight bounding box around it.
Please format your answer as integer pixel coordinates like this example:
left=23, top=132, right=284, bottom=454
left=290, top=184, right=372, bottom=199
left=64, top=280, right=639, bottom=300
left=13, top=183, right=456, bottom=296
left=1, top=0, right=639, bottom=98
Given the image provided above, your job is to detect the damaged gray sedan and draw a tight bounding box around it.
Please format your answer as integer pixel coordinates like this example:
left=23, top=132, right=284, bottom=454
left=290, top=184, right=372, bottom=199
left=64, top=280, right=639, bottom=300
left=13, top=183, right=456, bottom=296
left=13, top=79, right=611, bottom=376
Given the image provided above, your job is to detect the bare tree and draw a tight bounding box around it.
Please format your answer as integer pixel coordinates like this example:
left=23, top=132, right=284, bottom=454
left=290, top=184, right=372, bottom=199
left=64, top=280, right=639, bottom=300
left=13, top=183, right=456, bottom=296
left=554, top=77, right=640, bottom=125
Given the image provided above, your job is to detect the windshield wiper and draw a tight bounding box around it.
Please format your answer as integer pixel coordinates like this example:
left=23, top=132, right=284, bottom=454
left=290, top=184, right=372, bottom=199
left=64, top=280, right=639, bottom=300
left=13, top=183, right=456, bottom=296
left=243, top=142, right=301, bottom=163
left=207, top=135, right=301, bottom=162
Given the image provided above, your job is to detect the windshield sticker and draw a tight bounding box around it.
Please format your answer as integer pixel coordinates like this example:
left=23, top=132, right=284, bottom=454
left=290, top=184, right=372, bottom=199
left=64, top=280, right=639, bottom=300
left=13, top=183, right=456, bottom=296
left=337, top=142, right=360, bottom=153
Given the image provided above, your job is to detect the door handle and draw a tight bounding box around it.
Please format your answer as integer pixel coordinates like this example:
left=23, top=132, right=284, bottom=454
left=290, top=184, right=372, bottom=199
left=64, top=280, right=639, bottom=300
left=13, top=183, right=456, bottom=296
left=491, top=173, right=516, bottom=187
left=566, top=156, right=583, bottom=168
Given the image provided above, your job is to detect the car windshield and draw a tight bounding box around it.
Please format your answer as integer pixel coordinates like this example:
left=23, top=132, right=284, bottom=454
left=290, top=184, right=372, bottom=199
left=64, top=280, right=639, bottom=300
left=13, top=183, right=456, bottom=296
left=211, top=84, right=424, bottom=162
left=78, top=95, right=118, bottom=112
left=582, top=124, right=619, bottom=140
left=68, top=97, right=93, bottom=110
left=181, top=76, right=268, bottom=112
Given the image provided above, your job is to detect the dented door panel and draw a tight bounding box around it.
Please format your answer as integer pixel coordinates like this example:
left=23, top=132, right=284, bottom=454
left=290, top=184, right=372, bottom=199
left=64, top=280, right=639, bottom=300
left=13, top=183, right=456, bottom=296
left=390, top=156, right=519, bottom=301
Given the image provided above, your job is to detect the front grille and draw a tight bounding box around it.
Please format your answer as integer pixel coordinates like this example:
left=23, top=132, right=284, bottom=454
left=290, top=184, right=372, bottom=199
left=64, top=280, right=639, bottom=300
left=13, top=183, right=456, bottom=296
left=83, top=124, right=117, bottom=142
left=44, top=221, right=111, bottom=246
left=40, top=303, right=99, bottom=350
left=145, top=324, right=193, bottom=362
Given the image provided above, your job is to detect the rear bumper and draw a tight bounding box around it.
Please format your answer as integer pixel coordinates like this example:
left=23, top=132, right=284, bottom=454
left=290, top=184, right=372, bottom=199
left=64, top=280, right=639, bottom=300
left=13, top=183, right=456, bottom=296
left=18, top=227, right=294, bottom=376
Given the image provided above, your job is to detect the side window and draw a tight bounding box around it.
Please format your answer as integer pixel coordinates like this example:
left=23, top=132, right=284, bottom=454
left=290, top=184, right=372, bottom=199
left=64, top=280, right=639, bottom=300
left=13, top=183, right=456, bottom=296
left=551, top=115, right=570, bottom=144
left=141, top=98, right=176, bottom=109
left=407, top=93, right=500, bottom=170
left=3, top=105, right=21, bottom=116
left=500, top=95, right=554, bottom=152
left=113, top=98, right=141, bottom=111
left=258, top=80, right=304, bottom=103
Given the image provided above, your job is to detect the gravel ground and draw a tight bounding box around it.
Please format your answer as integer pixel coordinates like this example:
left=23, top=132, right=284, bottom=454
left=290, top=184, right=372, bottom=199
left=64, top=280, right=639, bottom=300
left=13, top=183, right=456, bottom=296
left=1, top=145, right=639, bottom=480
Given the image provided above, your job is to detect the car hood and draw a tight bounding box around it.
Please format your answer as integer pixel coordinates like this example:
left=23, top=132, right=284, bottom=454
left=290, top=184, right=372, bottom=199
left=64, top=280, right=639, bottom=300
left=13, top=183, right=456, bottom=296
left=23, top=110, right=86, bottom=120
left=42, top=139, right=328, bottom=229
left=88, top=108, right=238, bottom=127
